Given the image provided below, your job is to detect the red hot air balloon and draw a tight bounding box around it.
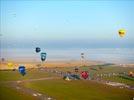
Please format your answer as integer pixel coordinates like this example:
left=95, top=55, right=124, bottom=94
left=81, top=71, right=89, bottom=79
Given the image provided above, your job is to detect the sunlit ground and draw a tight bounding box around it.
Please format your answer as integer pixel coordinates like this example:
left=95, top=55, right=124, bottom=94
left=0, top=65, right=134, bottom=100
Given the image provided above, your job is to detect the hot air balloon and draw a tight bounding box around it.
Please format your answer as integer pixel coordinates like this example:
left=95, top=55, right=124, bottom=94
left=18, top=66, right=26, bottom=76
left=75, top=67, right=79, bottom=73
left=81, top=71, right=89, bottom=79
left=118, top=29, right=126, bottom=37
left=7, top=62, right=16, bottom=71
left=35, top=47, right=41, bottom=53
left=40, top=52, right=47, bottom=61
left=7, top=62, right=13, bottom=68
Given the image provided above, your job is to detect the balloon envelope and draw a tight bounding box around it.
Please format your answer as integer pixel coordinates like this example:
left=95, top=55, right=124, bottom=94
left=81, top=71, right=89, bottom=79
left=7, top=62, right=13, bottom=68
left=18, top=66, right=26, bottom=76
left=40, top=52, right=47, bottom=61
left=75, top=68, right=79, bottom=72
left=35, top=47, right=41, bottom=53
left=118, top=29, right=126, bottom=37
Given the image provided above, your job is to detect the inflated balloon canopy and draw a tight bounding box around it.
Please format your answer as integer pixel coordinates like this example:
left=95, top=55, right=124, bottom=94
left=40, top=52, right=47, bottom=61
left=81, top=71, right=89, bottom=79
left=35, top=47, right=41, bottom=53
left=75, top=68, right=79, bottom=72
left=7, top=62, right=13, bottom=68
left=18, top=66, right=26, bottom=76
left=118, top=29, right=126, bottom=37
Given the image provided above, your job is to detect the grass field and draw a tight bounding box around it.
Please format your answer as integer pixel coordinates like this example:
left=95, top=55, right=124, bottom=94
left=0, top=69, right=53, bottom=100
left=0, top=83, right=37, bottom=100
left=0, top=69, right=56, bottom=81
left=0, top=65, right=134, bottom=100
left=103, top=76, right=134, bottom=86
left=24, top=79, right=134, bottom=100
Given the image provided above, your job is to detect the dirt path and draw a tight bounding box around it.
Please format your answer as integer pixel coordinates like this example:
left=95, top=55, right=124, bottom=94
left=17, top=77, right=60, bottom=83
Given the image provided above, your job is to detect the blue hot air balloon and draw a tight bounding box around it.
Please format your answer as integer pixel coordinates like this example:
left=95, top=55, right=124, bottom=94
left=40, top=52, right=47, bottom=61
left=18, top=66, right=26, bottom=76
left=35, top=47, right=41, bottom=53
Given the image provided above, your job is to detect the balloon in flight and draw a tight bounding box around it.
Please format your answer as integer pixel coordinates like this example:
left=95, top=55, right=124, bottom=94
left=118, top=29, right=126, bottom=37
left=18, top=66, right=26, bottom=76
left=35, top=47, right=41, bottom=53
left=7, top=62, right=13, bottom=68
left=40, top=52, right=47, bottom=61
left=81, top=71, right=89, bottom=79
left=75, top=67, right=79, bottom=72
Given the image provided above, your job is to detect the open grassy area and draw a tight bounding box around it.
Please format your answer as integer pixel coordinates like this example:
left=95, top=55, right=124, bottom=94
left=0, top=65, right=134, bottom=100
left=0, top=69, right=55, bottom=100
left=0, top=69, right=56, bottom=81
left=24, top=79, right=134, bottom=100
left=0, top=83, right=37, bottom=100
left=103, top=76, right=134, bottom=86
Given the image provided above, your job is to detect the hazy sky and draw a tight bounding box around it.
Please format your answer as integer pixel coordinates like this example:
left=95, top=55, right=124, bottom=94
left=0, top=0, right=134, bottom=49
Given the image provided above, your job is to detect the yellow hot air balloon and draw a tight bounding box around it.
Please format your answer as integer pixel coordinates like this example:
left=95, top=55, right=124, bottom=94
left=118, top=29, right=126, bottom=37
left=7, top=62, right=13, bottom=68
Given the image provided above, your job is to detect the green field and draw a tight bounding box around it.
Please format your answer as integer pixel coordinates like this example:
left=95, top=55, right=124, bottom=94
left=0, top=65, right=134, bottom=100
left=24, top=79, right=134, bottom=100
left=0, top=83, right=37, bottom=100
left=0, top=69, right=55, bottom=81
